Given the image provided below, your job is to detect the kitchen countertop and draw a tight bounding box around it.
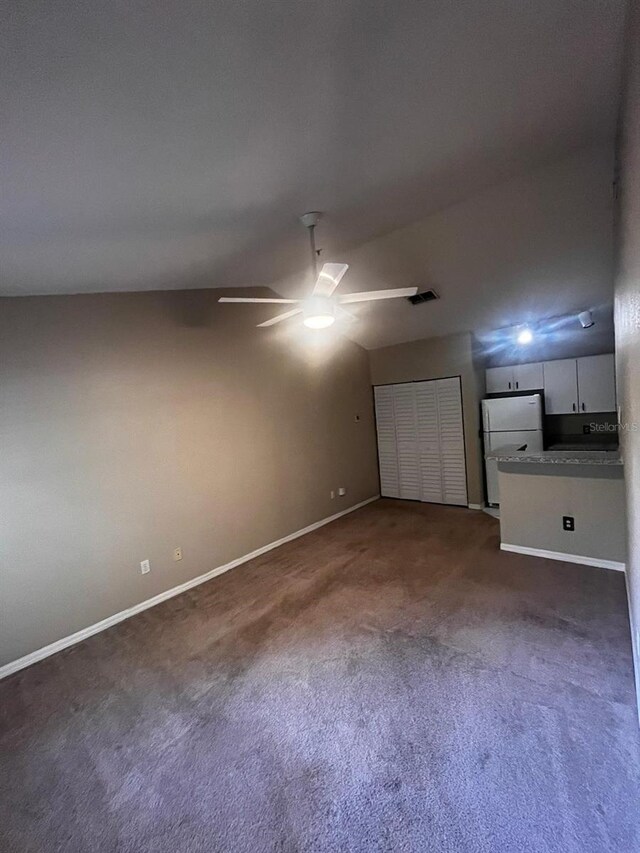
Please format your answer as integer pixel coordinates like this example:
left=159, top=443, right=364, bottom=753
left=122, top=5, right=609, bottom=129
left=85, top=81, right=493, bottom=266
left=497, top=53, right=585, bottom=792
left=546, top=441, right=619, bottom=452
left=485, top=447, right=623, bottom=465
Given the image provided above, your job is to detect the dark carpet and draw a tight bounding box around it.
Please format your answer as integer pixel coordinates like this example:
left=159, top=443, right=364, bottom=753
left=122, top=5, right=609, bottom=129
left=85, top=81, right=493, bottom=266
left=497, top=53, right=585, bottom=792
left=1, top=500, right=639, bottom=852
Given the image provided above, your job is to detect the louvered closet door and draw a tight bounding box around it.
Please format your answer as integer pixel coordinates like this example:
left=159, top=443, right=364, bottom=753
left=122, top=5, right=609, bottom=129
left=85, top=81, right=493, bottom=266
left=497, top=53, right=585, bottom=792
left=374, top=386, right=399, bottom=498
left=436, top=378, right=468, bottom=506
left=414, top=381, right=443, bottom=503
left=392, top=384, right=421, bottom=500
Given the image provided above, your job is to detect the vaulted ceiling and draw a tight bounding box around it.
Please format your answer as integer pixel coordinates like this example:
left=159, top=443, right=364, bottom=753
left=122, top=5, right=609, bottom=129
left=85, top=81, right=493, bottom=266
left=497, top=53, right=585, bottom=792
left=2, top=0, right=626, bottom=346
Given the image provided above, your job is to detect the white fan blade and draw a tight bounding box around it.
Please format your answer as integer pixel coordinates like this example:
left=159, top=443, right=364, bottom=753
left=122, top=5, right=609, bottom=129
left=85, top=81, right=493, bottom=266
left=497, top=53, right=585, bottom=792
left=312, top=263, right=349, bottom=297
left=336, top=306, right=358, bottom=323
left=219, top=297, right=298, bottom=303
left=257, top=308, right=302, bottom=328
left=339, top=287, right=418, bottom=304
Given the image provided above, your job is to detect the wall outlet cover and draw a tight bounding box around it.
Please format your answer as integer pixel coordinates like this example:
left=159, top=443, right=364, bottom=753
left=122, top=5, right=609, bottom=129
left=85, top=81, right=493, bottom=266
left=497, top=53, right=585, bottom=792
left=140, top=559, right=151, bottom=574
left=562, top=516, right=575, bottom=532
left=338, top=487, right=347, bottom=496
left=173, top=547, right=183, bottom=561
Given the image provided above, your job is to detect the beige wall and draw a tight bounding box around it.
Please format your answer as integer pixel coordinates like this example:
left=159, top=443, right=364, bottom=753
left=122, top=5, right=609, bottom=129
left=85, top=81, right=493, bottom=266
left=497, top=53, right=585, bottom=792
left=615, top=2, right=640, bottom=715
left=0, top=290, right=380, bottom=667
left=368, top=332, right=484, bottom=506
left=498, top=466, right=626, bottom=564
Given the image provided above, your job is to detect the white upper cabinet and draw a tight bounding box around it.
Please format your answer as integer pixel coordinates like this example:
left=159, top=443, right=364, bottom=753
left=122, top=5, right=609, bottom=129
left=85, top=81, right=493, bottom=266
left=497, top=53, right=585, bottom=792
left=486, top=362, right=543, bottom=394
left=512, top=362, right=544, bottom=391
left=486, top=354, right=616, bottom=415
left=485, top=365, right=515, bottom=393
left=576, top=354, right=616, bottom=413
left=543, top=359, right=579, bottom=414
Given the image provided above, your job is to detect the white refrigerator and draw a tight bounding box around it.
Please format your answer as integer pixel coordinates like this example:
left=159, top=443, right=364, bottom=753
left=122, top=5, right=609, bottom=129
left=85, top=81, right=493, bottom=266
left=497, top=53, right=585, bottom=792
left=482, top=394, right=544, bottom=506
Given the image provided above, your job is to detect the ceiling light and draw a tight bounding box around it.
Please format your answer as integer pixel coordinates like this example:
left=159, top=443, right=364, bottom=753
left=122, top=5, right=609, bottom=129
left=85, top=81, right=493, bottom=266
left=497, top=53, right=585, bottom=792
left=303, top=314, right=335, bottom=329
left=302, top=296, right=335, bottom=329
left=517, top=328, right=533, bottom=345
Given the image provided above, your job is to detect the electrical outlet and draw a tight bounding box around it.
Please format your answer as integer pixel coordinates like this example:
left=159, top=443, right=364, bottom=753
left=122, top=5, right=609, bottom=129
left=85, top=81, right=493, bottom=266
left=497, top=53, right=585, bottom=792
left=173, top=547, right=182, bottom=562
left=338, top=487, right=347, bottom=497
left=330, top=490, right=335, bottom=500
left=354, top=414, right=361, bottom=422
left=583, top=424, right=591, bottom=434
left=140, top=559, right=150, bottom=574
left=562, top=516, right=575, bottom=532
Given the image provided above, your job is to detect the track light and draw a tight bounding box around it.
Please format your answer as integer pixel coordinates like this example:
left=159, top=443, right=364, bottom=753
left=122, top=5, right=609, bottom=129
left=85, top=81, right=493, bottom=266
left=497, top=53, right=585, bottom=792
left=578, top=310, right=594, bottom=329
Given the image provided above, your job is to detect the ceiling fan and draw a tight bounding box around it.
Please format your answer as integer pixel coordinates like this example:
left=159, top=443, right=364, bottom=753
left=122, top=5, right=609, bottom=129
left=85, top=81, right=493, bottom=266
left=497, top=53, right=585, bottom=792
left=219, top=212, right=418, bottom=328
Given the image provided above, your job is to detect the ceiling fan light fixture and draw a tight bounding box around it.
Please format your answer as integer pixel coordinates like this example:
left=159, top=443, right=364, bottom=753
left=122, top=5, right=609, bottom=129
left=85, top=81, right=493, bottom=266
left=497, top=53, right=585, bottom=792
left=303, top=314, right=335, bottom=329
left=218, top=213, right=419, bottom=327
left=303, top=295, right=335, bottom=329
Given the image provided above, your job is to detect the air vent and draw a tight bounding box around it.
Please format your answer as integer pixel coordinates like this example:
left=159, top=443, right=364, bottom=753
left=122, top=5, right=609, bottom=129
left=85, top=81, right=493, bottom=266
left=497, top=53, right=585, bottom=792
left=408, top=289, right=439, bottom=305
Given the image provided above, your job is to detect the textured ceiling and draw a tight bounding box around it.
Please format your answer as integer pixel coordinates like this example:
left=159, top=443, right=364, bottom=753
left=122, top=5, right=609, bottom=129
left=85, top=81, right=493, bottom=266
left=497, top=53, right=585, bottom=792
left=2, top=0, right=626, bottom=345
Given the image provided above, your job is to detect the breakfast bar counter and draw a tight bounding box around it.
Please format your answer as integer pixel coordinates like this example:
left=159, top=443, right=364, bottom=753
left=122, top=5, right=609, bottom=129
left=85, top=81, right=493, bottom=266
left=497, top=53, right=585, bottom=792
left=487, top=447, right=626, bottom=570
left=485, top=448, right=623, bottom=466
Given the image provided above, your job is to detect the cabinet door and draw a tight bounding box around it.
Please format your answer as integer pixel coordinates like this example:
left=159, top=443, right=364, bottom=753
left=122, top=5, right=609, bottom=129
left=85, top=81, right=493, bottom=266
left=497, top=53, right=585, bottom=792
left=486, top=366, right=514, bottom=393
left=542, top=359, right=578, bottom=414
left=414, top=381, right=443, bottom=503
left=512, top=362, right=543, bottom=391
left=392, top=384, right=422, bottom=501
left=436, top=378, right=468, bottom=506
left=374, top=386, right=399, bottom=498
left=577, top=354, right=616, bottom=413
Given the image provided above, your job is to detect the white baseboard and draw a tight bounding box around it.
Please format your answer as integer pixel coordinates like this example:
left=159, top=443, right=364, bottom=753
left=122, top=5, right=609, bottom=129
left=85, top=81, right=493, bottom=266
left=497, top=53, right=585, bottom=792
left=0, top=495, right=380, bottom=681
left=468, top=503, right=485, bottom=510
left=624, top=571, right=640, bottom=728
left=500, top=542, right=625, bottom=572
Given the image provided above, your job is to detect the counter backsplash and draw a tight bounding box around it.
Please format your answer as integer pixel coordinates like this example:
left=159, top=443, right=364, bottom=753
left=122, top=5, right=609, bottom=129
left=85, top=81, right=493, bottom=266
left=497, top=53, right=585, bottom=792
left=544, top=412, right=619, bottom=449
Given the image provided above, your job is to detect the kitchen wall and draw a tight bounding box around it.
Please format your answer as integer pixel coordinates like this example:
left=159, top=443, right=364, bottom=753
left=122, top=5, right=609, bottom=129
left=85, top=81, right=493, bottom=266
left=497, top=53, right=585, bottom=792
left=544, top=412, right=619, bottom=448
left=368, top=332, right=484, bottom=506
left=615, top=1, right=640, bottom=719
left=499, top=466, right=626, bottom=565
left=0, top=290, right=380, bottom=668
